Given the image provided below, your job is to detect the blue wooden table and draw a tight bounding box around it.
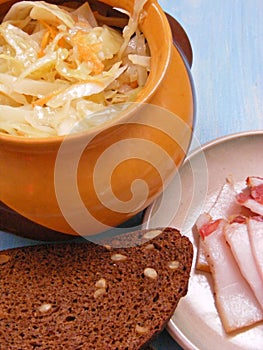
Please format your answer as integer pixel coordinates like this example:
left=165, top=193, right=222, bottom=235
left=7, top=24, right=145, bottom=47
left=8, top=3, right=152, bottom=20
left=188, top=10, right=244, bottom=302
left=1, top=1, right=262, bottom=349
left=153, top=0, right=263, bottom=348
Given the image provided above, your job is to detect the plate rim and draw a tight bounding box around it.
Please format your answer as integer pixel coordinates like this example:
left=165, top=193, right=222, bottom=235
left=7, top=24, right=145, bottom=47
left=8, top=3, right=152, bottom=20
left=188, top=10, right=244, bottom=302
left=184, top=129, right=263, bottom=161
left=143, top=129, right=263, bottom=350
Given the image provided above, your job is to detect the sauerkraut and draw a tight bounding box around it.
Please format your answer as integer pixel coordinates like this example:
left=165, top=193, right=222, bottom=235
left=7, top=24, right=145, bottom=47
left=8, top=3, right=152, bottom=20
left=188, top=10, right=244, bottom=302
left=0, top=0, right=151, bottom=137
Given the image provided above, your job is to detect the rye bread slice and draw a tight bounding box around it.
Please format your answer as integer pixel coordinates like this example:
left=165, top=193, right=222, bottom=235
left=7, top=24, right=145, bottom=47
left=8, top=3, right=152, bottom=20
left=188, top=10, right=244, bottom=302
left=0, top=227, right=193, bottom=350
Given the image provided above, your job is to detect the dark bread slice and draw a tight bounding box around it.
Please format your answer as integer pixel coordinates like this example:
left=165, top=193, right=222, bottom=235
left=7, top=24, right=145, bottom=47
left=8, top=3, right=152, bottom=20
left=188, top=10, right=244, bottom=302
left=0, top=227, right=193, bottom=350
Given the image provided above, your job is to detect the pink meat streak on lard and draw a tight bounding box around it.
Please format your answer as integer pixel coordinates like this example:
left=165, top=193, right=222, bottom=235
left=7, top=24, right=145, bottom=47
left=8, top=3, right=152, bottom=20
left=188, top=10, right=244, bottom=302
left=224, top=219, right=263, bottom=310
left=198, top=214, right=263, bottom=333
left=237, top=176, right=263, bottom=215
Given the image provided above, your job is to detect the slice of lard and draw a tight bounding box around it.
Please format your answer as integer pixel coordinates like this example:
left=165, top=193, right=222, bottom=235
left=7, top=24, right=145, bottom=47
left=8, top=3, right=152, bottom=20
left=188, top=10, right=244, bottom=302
left=224, top=217, right=263, bottom=310
left=237, top=176, right=263, bottom=215
left=196, top=179, right=243, bottom=272
left=247, top=216, right=263, bottom=282
left=198, top=214, right=263, bottom=333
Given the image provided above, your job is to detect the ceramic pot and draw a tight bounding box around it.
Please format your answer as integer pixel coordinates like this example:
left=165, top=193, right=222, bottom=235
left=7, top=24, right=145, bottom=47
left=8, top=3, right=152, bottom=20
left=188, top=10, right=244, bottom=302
left=0, top=0, right=195, bottom=237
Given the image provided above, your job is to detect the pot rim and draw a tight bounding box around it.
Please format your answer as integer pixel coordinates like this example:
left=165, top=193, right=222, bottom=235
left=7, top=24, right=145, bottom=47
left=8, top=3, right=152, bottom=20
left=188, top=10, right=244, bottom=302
left=0, top=0, right=172, bottom=146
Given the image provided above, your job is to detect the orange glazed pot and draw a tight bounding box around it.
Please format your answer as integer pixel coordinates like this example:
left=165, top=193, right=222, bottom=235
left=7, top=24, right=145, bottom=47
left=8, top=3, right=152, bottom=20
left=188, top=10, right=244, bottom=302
left=0, top=0, right=195, bottom=237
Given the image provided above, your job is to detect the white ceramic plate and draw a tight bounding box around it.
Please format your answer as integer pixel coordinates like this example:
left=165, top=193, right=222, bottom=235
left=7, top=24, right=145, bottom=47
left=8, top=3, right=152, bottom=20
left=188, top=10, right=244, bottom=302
left=143, top=131, right=263, bottom=350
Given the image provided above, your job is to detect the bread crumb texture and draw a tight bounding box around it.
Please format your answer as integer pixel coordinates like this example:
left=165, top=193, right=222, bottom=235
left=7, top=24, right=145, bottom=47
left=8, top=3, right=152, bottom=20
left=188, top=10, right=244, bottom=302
left=0, top=227, right=193, bottom=350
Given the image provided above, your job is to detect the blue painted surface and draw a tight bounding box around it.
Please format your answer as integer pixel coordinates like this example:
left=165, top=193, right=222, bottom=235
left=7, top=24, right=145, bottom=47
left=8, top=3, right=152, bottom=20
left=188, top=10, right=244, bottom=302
left=153, top=1, right=263, bottom=348
left=164, top=0, right=263, bottom=148
left=0, top=1, right=262, bottom=349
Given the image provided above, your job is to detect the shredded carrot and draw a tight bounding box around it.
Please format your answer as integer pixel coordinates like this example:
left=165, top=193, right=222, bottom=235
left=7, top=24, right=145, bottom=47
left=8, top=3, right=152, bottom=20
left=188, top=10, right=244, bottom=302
left=130, top=80, right=138, bottom=89
left=38, top=20, right=64, bottom=57
left=38, top=30, right=51, bottom=58
left=39, top=20, right=58, bottom=39
left=72, top=31, right=104, bottom=74
left=32, top=92, right=56, bottom=107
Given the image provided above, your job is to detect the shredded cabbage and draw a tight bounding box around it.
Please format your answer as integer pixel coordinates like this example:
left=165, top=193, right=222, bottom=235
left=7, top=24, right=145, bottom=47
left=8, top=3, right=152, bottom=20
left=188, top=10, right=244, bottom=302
left=0, top=0, right=151, bottom=137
